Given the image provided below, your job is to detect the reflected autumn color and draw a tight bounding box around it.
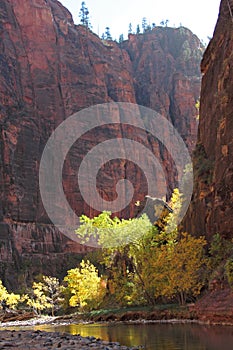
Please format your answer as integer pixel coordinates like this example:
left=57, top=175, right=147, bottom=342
left=20, top=323, right=233, bottom=350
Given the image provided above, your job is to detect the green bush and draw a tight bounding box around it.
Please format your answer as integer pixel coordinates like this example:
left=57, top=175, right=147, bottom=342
left=225, top=258, right=233, bottom=287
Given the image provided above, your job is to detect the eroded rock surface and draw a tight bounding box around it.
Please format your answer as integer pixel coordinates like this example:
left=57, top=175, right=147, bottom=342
left=183, top=0, right=233, bottom=240
left=0, top=0, right=202, bottom=286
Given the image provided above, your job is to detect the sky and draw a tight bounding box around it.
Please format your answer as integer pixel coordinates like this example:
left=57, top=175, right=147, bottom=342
left=60, top=0, right=221, bottom=43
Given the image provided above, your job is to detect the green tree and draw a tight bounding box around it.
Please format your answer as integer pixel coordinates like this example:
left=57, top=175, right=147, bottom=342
left=225, top=258, right=233, bottom=288
left=119, top=34, right=124, bottom=43
left=128, top=22, right=133, bottom=34
left=76, top=211, right=152, bottom=249
left=75, top=190, right=208, bottom=307
left=105, top=27, right=112, bottom=40
left=145, top=24, right=152, bottom=32
left=75, top=211, right=154, bottom=305
left=79, top=1, right=91, bottom=29
left=208, top=234, right=233, bottom=289
left=142, top=17, right=148, bottom=32
left=209, top=233, right=233, bottom=270
left=136, top=24, right=140, bottom=34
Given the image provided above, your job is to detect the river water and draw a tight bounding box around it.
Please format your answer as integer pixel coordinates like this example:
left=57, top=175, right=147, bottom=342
left=17, top=322, right=233, bottom=349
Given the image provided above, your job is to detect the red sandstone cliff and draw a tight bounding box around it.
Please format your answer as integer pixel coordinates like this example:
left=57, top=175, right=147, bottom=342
left=183, top=0, right=233, bottom=241
left=0, top=0, right=202, bottom=287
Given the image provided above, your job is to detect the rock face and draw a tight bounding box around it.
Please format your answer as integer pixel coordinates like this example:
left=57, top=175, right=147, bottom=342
left=190, top=287, right=233, bottom=324
left=0, top=0, right=202, bottom=287
left=183, top=0, right=233, bottom=241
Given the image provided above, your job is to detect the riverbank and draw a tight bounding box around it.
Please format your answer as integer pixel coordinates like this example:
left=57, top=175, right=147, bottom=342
left=0, top=329, right=142, bottom=349
left=78, top=287, right=233, bottom=326
left=1, top=287, right=233, bottom=350
left=77, top=307, right=195, bottom=323
left=2, top=292, right=233, bottom=328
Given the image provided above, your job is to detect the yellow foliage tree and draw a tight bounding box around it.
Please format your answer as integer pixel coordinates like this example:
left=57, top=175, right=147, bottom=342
left=138, top=243, right=169, bottom=303
left=76, top=211, right=153, bottom=306
left=25, top=282, right=51, bottom=315
left=0, top=280, right=20, bottom=310
left=40, top=276, right=62, bottom=316
left=0, top=280, right=9, bottom=308
left=158, top=188, right=182, bottom=244
left=74, top=192, right=208, bottom=307
left=151, top=233, right=207, bottom=304
left=64, top=260, right=105, bottom=311
left=25, top=276, right=62, bottom=316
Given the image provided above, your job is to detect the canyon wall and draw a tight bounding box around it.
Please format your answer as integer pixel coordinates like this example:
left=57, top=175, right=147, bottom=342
left=183, top=0, right=233, bottom=241
left=0, top=0, right=202, bottom=287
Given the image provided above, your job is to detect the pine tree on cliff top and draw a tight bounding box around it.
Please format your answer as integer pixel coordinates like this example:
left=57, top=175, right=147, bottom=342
left=79, top=1, right=92, bottom=29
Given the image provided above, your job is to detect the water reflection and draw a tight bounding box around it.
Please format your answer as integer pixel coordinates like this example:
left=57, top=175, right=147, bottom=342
left=29, top=323, right=233, bottom=350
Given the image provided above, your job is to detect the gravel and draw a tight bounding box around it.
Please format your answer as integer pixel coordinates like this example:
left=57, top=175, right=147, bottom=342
left=0, top=330, right=142, bottom=349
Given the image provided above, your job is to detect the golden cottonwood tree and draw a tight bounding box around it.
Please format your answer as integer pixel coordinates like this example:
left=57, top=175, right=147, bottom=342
left=24, top=281, right=51, bottom=315
left=74, top=195, right=208, bottom=307
left=22, top=276, right=63, bottom=316
left=75, top=211, right=153, bottom=306
left=151, top=233, right=207, bottom=304
left=40, top=276, right=62, bottom=316
left=0, top=280, right=20, bottom=309
left=64, top=260, right=105, bottom=311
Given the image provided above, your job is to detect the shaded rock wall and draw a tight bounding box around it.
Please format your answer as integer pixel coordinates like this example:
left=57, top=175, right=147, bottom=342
left=183, top=0, right=233, bottom=241
left=0, top=0, right=202, bottom=287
